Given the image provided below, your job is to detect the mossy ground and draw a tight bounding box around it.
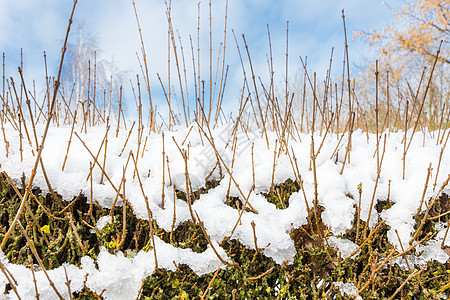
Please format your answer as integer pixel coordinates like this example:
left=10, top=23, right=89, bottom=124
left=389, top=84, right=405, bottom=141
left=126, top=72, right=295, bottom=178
left=1, top=174, right=449, bottom=299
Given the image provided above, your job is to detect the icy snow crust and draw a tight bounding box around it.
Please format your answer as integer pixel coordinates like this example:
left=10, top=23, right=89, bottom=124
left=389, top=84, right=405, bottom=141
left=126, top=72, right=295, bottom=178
left=1, top=122, right=449, bottom=299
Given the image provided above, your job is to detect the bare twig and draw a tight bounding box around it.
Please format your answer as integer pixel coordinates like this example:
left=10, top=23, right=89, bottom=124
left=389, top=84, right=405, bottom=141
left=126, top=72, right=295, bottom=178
left=1, top=1, right=77, bottom=250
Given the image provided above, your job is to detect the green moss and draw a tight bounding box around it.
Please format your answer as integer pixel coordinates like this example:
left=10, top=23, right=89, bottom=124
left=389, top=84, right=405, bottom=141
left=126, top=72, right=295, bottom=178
left=262, top=178, right=301, bottom=209
left=375, top=198, right=394, bottom=213
left=158, top=220, right=209, bottom=253
left=175, top=179, right=221, bottom=203
left=1, top=175, right=450, bottom=299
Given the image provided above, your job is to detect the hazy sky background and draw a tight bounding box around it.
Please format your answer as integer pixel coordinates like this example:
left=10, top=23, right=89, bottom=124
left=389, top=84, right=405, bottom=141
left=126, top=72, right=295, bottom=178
left=0, top=0, right=400, bottom=115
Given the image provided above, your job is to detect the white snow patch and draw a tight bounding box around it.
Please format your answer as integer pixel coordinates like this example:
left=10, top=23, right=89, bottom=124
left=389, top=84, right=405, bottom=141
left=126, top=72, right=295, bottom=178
left=333, top=282, right=362, bottom=300
left=328, top=236, right=360, bottom=259
left=1, top=122, right=449, bottom=298
left=96, top=215, right=112, bottom=230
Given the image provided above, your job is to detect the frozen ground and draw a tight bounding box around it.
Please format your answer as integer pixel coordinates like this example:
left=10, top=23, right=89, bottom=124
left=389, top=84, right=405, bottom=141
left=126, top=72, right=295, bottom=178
left=1, top=122, right=449, bottom=299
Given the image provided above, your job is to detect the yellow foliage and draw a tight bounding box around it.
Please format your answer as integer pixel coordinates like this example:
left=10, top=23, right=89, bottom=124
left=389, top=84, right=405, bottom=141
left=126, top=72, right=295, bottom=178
left=356, top=0, right=449, bottom=67
left=355, top=0, right=448, bottom=88
left=354, top=0, right=448, bottom=133
left=108, top=240, right=116, bottom=249
left=40, top=225, right=50, bottom=235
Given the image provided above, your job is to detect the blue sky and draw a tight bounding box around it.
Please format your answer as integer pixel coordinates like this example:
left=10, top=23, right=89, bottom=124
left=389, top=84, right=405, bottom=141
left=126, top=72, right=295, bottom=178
left=0, top=0, right=400, bottom=115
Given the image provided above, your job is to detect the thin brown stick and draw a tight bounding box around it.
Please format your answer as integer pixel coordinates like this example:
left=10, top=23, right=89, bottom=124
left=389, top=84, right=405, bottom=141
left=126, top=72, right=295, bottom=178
left=129, top=153, right=157, bottom=268
left=411, top=174, right=450, bottom=244
left=214, top=0, right=229, bottom=125
left=30, top=260, right=40, bottom=300
left=355, top=182, right=362, bottom=244
left=310, top=103, right=321, bottom=233
left=75, top=132, right=121, bottom=197
left=16, top=72, right=37, bottom=149
left=183, top=148, right=196, bottom=223
left=251, top=220, right=259, bottom=253
left=195, top=211, right=244, bottom=276
left=130, top=152, right=153, bottom=218
left=362, top=134, right=387, bottom=240
left=251, top=143, right=255, bottom=189
left=132, top=0, right=154, bottom=131
left=385, top=235, right=432, bottom=274
left=247, top=267, right=274, bottom=281
left=1, top=0, right=77, bottom=250
left=56, top=191, right=82, bottom=217
left=289, top=148, right=310, bottom=212
left=87, top=162, right=94, bottom=216
left=342, top=9, right=353, bottom=168
left=170, top=184, right=177, bottom=244
left=161, top=133, right=166, bottom=209
left=62, top=110, right=78, bottom=171
left=405, top=42, right=442, bottom=155
left=17, top=221, right=64, bottom=300
left=135, top=279, right=146, bottom=300
left=117, top=176, right=127, bottom=251
left=342, top=220, right=386, bottom=264
left=387, top=267, right=425, bottom=300
left=375, top=60, right=380, bottom=172
left=194, top=113, right=258, bottom=214
left=358, top=248, right=396, bottom=294
left=63, top=265, right=73, bottom=300
left=441, top=218, right=450, bottom=248
left=226, top=135, right=238, bottom=199
left=0, top=260, right=21, bottom=299
left=116, top=87, right=123, bottom=137
left=395, top=229, right=425, bottom=291
left=67, top=212, right=87, bottom=256
left=241, top=34, right=269, bottom=148
left=108, top=152, right=132, bottom=217
left=402, top=100, right=409, bottom=179
left=119, top=121, right=136, bottom=157
left=10, top=78, right=33, bottom=151
left=14, top=76, right=58, bottom=201
left=224, top=184, right=254, bottom=243
left=3, top=172, right=50, bottom=245
left=428, top=208, right=450, bottom=221
left=414, top=163, right=432, bottom=219
left=200, top=266, right=221, bottom=300
left=269, top=139, right=278, bottom=194
left=100, top=118, right=110, bottom=184
left=339, top=112, right=355, bottom=175
left=433, top=129, right=450, bottom=191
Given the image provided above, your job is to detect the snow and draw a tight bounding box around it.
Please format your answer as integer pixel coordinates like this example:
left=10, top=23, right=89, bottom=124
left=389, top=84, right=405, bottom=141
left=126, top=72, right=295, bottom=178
left=0, top=249, right=85, bottom=300
left=327, top=236, right=360, bottom=259
left=333, top=282, right=363, bottom=300
left=96, top=216, right=112, bottom=231
left=390, top=234, right=450, bottom=270
left=1, top=240, right=227, bottom=300
left=1, top=121, right=449, bottom=298
left=81, top=240, right=227, bottom=299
